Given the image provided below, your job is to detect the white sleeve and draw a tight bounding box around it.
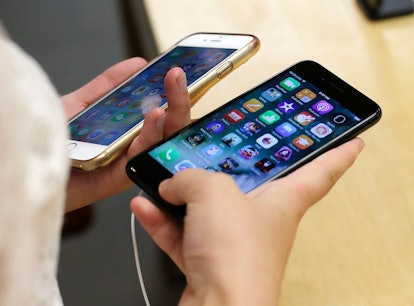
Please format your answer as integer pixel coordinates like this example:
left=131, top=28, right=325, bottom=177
left=0, top=28, right=69, bottom=306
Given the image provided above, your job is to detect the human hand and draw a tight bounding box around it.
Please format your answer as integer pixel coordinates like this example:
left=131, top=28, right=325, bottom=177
left=63, top=58, right=191, bottom=212
left=131, top=138, right=365, bottom=306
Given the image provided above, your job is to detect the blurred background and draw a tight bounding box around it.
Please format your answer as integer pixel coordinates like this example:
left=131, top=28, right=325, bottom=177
left=1, top=0, right=413, bottom=305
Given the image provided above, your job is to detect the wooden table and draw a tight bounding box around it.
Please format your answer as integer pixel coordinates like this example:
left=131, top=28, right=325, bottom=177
left=144, top=1, right=414, bottom=304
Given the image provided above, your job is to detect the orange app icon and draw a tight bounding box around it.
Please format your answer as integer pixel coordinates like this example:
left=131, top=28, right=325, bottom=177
left=243, top=99, right=264, bottom=112
left=292, top=134, right=314, bottom=150
left=295, top=89, right=316, bottom=103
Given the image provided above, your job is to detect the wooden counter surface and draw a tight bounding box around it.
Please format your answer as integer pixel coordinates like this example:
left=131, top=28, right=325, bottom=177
left=144, top=1, right=414, bottom=304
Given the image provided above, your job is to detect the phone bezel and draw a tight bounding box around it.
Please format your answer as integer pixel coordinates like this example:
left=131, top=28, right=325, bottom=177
left=126, top=60, right=382, bottom=222
left=68, top=32, right=260, bottom=171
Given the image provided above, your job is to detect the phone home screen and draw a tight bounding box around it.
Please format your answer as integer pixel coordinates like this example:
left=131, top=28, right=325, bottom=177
left=69, top=46, right=235, bottom=146
left=148, top=70, right=363, bottom=193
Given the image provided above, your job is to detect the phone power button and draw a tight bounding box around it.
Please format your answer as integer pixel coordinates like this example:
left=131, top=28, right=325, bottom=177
left=216, top=61, right=233, bottom=79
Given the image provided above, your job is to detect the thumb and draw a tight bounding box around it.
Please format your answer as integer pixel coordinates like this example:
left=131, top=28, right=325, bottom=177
left=159, top=169, right=242, bottom=208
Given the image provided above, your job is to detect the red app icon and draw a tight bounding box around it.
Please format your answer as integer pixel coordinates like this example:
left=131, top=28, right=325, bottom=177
left=224, top=109, right=245, bottom=123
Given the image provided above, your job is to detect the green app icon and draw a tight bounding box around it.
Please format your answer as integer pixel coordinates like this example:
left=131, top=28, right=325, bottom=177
left=159, top=148, right=180, bottom=162
left=280, top=77, right=300, bottom=91
left=259, top=110, right=280, bottom=125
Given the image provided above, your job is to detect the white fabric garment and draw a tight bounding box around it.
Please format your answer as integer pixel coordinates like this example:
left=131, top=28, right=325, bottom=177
left=0, top=27, right=68, bottom=305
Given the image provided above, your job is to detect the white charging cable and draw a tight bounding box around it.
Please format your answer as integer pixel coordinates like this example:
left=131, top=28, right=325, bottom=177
left=130, top=189, right=151, bottom=306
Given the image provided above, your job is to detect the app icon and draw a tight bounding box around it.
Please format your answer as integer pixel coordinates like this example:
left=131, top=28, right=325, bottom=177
left=154, top=61, right=168, bottom=70
left=186, top=132, right=206, bottom=147
left=74, top=127, right=91, bottom=137
left=274, top=146, right=293, bottom=161
left=331, top=113, right=347, bottom=125
left=292, top=135, right=314, bottom=150
left=205, top=120, right=226, bottom=135
left=280, top=77, right=300, bottom=91
left=181, top=50, right=197, bottom=59
left=259, top=110, right=280, bottom=125
left=175, top=160, right=196, bottom=171
left=224, top=109, right=245, bottom=123
left=255, top=158, right=276, bottom=173
left=202, top=144, right=223, bottom=158
left=149, top=74, right=164, bottom=83
left=240, top=121, right=262, bottom=136
left=261, top=88, right=282, bottom=101
left=277, top=99, right=299, bottom=114
left=196, top=50, right=212, bottom=60
left=132, top=86, right=149, bottom=95
left=295, top=89, right=316, bottom=103
left=103, top=96, right=117, bottom=106
left=120, top=85, right=133, bottom=93
left=148, top=88, right=162, bottom=96
left=182, top=63, right=196, bottom=72
left=275, top=122, right=297, bottom=137
left=312, top=100, right=334, bottom=115
left=159, top=148, right=180, bottom=162
left=85, top=110, right=101, bottom=120
left=238, top=145, right=259, bottom=160
left=256, top=133, right=279, bottom=149
left=168, top=49, right=185, bottom=58
left=130, top=100, right=143, bottom=109
left=167, top=62, right=180, bottom=70
left=209, top=52, right=226, bottom=62
left=218, top=157, right=240, bottom=172
left=243, top=99, right=264, bottom=112
left=125, top=114, right=143, bottom=124
left=221, top=132, right=243, bottom=147
left=87, top=129, right=105, bottom=140
left=99, top=111, right=115, bottom=120
left=294, top=111, right=315, bottom=126
left=102, top=131, right=119, bottom=142
left=111, top=112, right=130, bottom=122
left=193, top=64, right=209, bottom=76
left=70, top=125, right=78, bottom=134
left=116, top=98, right=131, bottom=108
left=310, top=123, right=333, bottom=138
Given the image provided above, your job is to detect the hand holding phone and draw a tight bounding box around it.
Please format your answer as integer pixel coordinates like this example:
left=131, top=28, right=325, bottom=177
left=130, top=138, right=365, bottom=305
left=68, top=32, right=260, bottom=171
left=65, top=65, right=193, bottom=212
left=126, top=61, right=382, bottom=221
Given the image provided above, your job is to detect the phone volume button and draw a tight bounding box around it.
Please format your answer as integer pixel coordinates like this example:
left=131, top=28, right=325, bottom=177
left=216, top=61, right=233, bottom=79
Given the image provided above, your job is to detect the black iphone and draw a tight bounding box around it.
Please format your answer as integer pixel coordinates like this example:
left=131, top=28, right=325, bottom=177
left=126, top=60, right=382, bottom=221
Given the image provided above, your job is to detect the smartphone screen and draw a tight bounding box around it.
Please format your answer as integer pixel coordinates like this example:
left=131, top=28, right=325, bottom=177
left=69, top=46, right=236, bottom=146
left=68, top=32, right=259, bottom=171
left=126, top=61, right=381, bottom=220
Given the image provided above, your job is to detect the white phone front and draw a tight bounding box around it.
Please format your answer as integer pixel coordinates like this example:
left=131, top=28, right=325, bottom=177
left=67, top=32, right=260, bottom=171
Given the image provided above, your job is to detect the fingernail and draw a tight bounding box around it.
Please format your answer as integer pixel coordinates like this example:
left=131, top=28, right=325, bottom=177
left=155, top=112, right=166, bottom=130
left=176, top=71, right=188, bottom=92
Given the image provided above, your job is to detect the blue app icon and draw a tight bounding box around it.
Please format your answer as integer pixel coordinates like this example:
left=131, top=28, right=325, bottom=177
left=275, top=122, right=297, bottom=137
left=205, top=120, right=226, bottom=135
left=261, top=88, right=282, bottom=101
left=277, top=99, right=299, bottom=114
left=175, top=160, right=196, bottom=172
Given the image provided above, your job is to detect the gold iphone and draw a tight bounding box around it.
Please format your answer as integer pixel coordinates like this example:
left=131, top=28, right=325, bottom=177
left=68, top=32, right=260, bottom=171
